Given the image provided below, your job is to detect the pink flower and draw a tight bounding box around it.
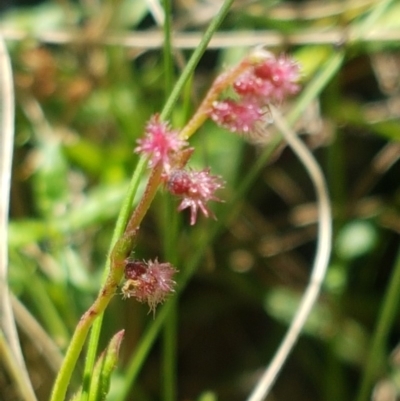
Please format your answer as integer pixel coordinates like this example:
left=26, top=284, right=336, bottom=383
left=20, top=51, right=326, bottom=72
left=233, top=71, right=275, bottom=100
left=209, top=51, right=300, bottom=137
left=135, top=115, right=187, bottom=172
left=122, top=258, right=177, bottom=313
left=234, top=54, right=300, bottom=103
left=210, top=98, right=265, bottom=134
left=167, top=168, right=224, bottom=225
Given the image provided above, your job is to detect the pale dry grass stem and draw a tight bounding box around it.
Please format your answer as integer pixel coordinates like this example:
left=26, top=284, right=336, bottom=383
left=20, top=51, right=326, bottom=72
left=0, top=35, right=37, bottom=401
left=246, top=105, right=332, bottom=401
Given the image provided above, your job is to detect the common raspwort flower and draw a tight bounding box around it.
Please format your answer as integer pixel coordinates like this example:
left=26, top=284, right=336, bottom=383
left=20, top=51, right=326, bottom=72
left=210, top=50, right=300, bottom=135
left=122, top=258, right=177, bottom=313
left=234, top=54, right=300, bottom=103
left=167, top=168, right=224, bottom=225
left=135, top=115, right=187, bottom=172
left=210, top=98, right=265, bottom=134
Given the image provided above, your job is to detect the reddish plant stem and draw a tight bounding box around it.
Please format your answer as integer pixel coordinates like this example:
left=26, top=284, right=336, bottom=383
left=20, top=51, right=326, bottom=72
left=50, top=163, right=164, bottom=401
left=51, top=54, right=254, bottom=401
left=125, top=162, right=164, bottom=234
left=179, top=59, right=252, bottom=140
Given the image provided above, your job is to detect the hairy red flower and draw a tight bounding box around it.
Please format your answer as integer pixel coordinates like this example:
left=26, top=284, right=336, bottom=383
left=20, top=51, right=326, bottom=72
left=210, top=98, right=265, bottom=134
left=135, top=115, right=187, bottom=172
left=209, top=50, right=300, bottom=138
left=234, top=53, right=300, bottom=103
left=167, top=168, right=224, bottom=225
left=122, top=258, right=177, bottom=313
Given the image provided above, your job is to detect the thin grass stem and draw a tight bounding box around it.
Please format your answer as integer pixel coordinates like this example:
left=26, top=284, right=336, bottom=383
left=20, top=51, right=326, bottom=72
left=0, top=329, right=37, bottom=401
left=160, top=0, right=235, bottom=121
left=163, top=0, right=173, bottom=97
left=246, top=106, right=332, bottom=401
left=0, top=35, right=37, bottom=401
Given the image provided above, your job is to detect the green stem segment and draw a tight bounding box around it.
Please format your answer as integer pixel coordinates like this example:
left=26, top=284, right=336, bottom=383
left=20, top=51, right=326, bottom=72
left=159, top=0, right=236, bottom=121
left=81, top=156, right=147, bottom=401
left=49, top=164, right=163, bottom=401
left=50, top=236, right=132, bottom=401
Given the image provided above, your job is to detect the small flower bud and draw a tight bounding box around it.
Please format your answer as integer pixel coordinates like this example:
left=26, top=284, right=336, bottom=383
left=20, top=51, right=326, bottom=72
left=210, top=98, right=265, bottom=134
left=167, top=168, right=224, bottom=225
left=234, top=54, right=300, bottom=103
left=124, top=260, right=147, bottom=280
left=209, top=51, right=301, bottom=140
left=122, top=258, right=177, bottom=314
left=135, top=115, right=188, bottom=173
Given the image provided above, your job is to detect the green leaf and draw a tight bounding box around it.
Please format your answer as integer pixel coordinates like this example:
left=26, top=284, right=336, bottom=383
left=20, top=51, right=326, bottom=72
left=87, top=330, right=125, bottom=401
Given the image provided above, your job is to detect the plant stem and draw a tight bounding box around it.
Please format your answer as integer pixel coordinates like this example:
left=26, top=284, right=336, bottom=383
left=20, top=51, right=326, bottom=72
left=161, top=196, right=180, bottom=401
left=61, top=1, right=236, bottom=398
left=355, top=248, right=400, bottom=401
left=161, top=6, right=179, bottom=396
left=0, top=34, right=37, bottom=401
left=125, top=163, right=164, bottom=233
left=162, top=0, right=173, bottom=97
left=178, top=59, right=251, bottom=140
left=163, top=299, right=178, bottom=401
left=0, top=329, right=37, bottom=401
left=51, top=159, right=148, bottom=401
left=51, top=161, right=163, bottom=401
left=160, top=0, right=236, bottom=122
left=50, top=230, right=137, bottom=401
left=81, top=157, right=147, bottom=401
left=246, top=106, right=332, bottom=401
left=349, top=0, right=394, bottom=43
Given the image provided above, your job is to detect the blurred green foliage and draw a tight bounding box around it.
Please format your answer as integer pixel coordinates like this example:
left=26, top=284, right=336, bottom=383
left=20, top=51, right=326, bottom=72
left=1, top=1, right=400, bottom=401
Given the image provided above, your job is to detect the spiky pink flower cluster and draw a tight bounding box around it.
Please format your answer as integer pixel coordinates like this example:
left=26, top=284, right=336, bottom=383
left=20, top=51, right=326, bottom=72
left=135, top=115, right=224, bottom=225
left=167, top=168, right=224, bottom=225
left=135, top=115, right=187, bottom=172
left=210, top=98, right=264, bottom=134
left=122, top=258, right=177, bottom=313
left=234, top=53, right=300, bottom=102
left=210, top=50, right=300, bottom=134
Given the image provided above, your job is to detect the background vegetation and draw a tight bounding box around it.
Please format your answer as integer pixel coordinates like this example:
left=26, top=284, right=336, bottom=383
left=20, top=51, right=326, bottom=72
left=1, top=1, right=400, bottom=401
